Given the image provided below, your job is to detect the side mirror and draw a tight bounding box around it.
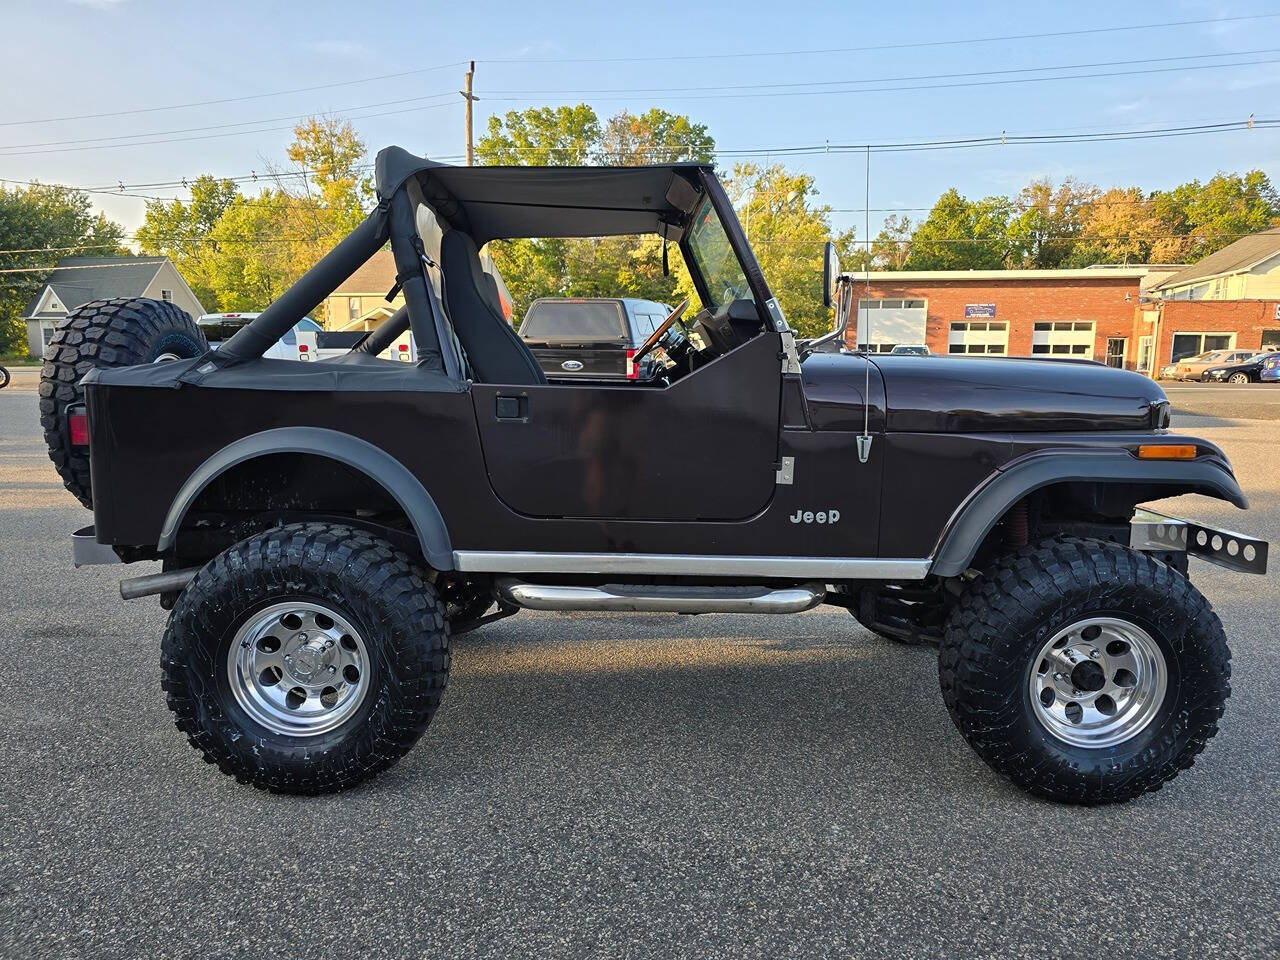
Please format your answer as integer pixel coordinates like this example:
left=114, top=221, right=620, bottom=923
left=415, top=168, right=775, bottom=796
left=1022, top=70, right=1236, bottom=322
left=822, top=241, right=840, bottom=310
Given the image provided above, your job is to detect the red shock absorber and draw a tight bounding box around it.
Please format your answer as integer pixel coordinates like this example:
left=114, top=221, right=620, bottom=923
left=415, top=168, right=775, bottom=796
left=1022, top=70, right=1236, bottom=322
left=1005, top=499, right=1029, bottom=548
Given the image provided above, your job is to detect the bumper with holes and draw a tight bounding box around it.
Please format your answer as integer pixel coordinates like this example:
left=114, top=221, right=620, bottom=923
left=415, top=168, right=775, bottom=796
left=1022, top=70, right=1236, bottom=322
left=1130, top=509, right=1268, bottom=575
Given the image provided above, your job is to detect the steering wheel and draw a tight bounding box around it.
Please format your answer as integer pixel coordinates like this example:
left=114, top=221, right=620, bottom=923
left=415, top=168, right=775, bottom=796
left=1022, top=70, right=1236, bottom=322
left=631, top=299, right=689, bottom=366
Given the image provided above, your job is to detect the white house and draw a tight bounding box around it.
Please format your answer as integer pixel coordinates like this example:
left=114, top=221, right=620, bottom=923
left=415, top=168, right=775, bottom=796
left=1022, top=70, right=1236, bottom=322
left=22, top=256, right=205, bottom=356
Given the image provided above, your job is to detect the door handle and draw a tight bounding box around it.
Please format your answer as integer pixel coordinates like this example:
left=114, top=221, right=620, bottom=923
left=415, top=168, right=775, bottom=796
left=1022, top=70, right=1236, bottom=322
left=495, top=395, right=528, bottom=421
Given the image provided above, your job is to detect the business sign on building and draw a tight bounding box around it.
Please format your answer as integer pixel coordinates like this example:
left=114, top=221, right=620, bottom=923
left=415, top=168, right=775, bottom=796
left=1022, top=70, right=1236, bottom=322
left=965, top=303, right=996, bottom=318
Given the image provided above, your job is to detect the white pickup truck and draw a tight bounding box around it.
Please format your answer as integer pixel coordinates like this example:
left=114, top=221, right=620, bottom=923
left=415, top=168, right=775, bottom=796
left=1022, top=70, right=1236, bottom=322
left=198, top=314, right=324, bottom=361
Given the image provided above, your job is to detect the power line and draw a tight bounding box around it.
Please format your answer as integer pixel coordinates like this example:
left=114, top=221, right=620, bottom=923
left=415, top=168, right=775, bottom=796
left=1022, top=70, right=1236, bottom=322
left=478, top=13, right=1280, bottom=64
left=0, top=93, right=458, bottom=153
left=483, top=48, right=1280, bottom=96
left=0, top=100, right=458, bottom=159
left=0, top=61, right=468, bottom=128
left=484, top=56, right=1280, bottom=104
left=4, top=116, right=1275, bottom=206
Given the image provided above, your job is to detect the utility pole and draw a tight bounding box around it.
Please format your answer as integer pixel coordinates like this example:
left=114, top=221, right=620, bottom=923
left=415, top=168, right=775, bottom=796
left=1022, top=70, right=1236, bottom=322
left=461, top=61, right=477, bottom=166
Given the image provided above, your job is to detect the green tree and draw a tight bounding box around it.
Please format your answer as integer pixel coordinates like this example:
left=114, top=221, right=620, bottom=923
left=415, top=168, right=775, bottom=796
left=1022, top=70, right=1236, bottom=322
left=906, top=189, right=1011, bottom=270
left=870, top=214, right=913, bottom=269
left=0, top=183, right=125, bottom=354
left=480, top=105, right=719, bottom=320
left=204, top=191, right=300, bottom=309
left=136, top=175, right=240, bottom=310
left=708, top=163, right=855, bottom=338
left=1148, top=170, right=1279, bottom=262
left=477, top=104, right=601, bottom=166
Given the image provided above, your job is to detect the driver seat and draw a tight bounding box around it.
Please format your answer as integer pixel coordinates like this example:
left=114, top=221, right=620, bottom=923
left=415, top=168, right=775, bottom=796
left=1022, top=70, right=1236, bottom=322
left=440, top=230, right=546, bottom=385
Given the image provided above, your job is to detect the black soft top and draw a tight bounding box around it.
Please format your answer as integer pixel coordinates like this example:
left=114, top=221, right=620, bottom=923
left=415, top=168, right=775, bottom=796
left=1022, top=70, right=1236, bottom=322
left=374, top=146, right=707, bottom=244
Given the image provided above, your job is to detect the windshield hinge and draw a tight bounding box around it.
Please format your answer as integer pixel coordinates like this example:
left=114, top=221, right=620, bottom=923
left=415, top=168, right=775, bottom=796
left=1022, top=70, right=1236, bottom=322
left=779, top=331, right=802, bottom=375
left=775, top=456, right=795, bottom=485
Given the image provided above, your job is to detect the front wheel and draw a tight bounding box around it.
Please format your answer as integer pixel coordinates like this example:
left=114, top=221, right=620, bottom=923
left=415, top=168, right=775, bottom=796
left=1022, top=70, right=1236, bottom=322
left=1228, top=372, right=1250, bottom=384
left=161, top=523, right=450, bottom=794
left=939, top=537, right=1230, bottom=804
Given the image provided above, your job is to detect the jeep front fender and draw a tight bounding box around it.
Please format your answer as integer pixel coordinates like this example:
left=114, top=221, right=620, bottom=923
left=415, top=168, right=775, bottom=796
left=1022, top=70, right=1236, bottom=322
left=929, top=450, right=1247, bottom=577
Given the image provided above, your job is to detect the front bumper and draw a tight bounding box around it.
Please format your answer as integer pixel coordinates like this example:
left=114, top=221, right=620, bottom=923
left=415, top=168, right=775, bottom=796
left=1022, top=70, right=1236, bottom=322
left=1131, top=509, right=1268, bottom=575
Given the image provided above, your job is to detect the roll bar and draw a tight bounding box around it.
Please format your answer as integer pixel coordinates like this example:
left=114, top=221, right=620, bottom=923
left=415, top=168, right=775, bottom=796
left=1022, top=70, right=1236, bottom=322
left=216, top=208, right=390, bottom=364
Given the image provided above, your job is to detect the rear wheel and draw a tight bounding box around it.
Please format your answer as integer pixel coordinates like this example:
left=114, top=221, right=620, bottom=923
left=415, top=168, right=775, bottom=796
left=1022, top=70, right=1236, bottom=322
left=39, top=297, right=206, bottom=506
left=940, top=537, right=1230, bottom=804
left=0, top=365, right=9, bottom=389
left=161, top=523, right=450, bottom=794
left=1228, top=372, right=1250, bottom=384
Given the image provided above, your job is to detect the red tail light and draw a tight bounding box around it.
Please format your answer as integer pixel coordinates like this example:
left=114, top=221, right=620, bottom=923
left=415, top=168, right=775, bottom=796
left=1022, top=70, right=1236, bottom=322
left=68, top=410, right=89, bottom=447
left=625, top=348, right=638, bottom=380
left=297, top=343, right=308, bottom=352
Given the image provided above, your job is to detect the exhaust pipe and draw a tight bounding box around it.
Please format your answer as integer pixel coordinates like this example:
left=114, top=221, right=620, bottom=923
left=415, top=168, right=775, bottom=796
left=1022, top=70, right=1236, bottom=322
left=120, top=566, right=201, bottom=600
left=495, top=577, right=826, bottom=614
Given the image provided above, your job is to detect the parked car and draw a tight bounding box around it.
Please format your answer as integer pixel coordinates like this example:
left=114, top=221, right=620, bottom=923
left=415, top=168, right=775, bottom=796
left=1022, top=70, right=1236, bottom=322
left=519, top=297, right=679, bottom=382
left=1170, top=349, right=1255, bottom=381
left=890, top=344, right=930, bottom=356
left=1261, top=354, right=1280, bottom=382
left=199, top=313, right=323, bottom=361
left=1202, top=352, right=1280, bottom=384
left=42, top=147, right=1269, bottom=807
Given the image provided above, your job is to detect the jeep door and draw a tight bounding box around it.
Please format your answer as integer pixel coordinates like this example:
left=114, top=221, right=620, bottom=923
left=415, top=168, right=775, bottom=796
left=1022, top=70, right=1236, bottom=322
left=471, top=331, right=781, bottom=521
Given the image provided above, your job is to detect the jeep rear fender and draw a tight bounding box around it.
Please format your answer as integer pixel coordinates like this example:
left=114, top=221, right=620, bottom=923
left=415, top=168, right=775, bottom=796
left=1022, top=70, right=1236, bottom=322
left=157, top=426, right=453, bottom=570
left=930, top=450, right=1247, bottom=577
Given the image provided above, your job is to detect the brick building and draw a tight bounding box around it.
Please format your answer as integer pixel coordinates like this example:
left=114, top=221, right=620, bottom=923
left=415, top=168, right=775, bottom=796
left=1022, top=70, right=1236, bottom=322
left=843, top=266, right=1176, bottom=371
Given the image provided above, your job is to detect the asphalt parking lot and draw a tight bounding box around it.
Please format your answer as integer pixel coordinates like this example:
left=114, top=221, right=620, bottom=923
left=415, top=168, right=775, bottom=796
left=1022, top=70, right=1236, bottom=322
left=1, top=366, right=1278, bottom=960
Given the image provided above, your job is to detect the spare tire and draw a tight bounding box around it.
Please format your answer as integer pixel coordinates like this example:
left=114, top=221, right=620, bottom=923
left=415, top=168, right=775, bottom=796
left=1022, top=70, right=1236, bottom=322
left=39, top=297, right=207, bottom=507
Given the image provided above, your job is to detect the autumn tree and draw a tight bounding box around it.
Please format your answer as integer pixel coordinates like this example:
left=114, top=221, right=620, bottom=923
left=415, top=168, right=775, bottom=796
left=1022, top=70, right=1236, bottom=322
left=598, top=109, right=715, bottom=164
left=1007, top=177, right=1099, bottom=268
left=477, top=104, right=601, bottom=166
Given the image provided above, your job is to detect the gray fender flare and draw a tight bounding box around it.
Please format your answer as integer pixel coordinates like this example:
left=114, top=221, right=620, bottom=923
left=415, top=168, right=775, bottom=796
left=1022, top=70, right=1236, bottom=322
left=157, top=426, right=453, bottom=570
left=930, top=450, right=1247, bottom=577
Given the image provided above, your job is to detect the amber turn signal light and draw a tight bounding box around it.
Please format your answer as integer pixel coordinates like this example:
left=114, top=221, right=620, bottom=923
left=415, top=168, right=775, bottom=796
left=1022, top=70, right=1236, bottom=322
left=1136, top=444, right=1196, bottom=460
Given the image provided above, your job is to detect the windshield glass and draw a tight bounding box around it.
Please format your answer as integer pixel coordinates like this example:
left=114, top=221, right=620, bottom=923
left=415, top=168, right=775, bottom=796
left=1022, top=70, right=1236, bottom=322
left=686, top=198, right=753, bottom=309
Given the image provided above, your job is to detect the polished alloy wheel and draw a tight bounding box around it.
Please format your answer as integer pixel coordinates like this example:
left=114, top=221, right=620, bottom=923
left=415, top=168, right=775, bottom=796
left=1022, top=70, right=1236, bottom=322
left=153, top=352, right=184, bottom=363
left=228, top=600, right=369, bottom=737
left=1028, top=617, right=1168, bottom=748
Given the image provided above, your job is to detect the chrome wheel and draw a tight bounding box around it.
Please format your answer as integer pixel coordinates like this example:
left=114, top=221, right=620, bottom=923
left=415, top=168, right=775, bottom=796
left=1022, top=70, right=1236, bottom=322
left=1028, top=617, right=1167, bottom=748
left=153, top=352, right=184, bottom=363
left=227, top=600, right=370, bottom=737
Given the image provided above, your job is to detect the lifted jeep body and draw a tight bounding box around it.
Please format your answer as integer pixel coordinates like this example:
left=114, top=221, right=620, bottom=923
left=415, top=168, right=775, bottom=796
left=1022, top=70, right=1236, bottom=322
left=50, top=146, right=1268, bottom=802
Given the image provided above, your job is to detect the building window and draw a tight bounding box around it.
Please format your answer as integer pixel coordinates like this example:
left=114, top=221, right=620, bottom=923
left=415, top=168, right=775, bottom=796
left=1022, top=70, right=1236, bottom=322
left=1261, top=328, right=1280, bottom=350
left=948, top=321, right=1008, bottom=355
left=1105, top=338, right=1127, bottom=369
left=160, top=289, right=173, bottom=302
left=1137, top=336, right=1153, bottom=373
left=40, top=321, right=56, bottom=347
left=1170, top=332, right=1235, bottom=362
left=856, top=297, right=927, bottom=352
left=1032, top=320, right=1094, bottom=357
left=349, top=297, right=360, bottom=323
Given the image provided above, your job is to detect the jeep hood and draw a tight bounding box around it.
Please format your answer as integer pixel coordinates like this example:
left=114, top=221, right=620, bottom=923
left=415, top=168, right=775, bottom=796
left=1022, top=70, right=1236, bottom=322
left=870, top=354, right=1167, bottom=433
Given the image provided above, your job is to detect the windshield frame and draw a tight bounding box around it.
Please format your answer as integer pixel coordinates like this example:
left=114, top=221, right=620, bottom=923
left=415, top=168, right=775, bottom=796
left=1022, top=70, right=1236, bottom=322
left=679, top=170, right=779, bottom=331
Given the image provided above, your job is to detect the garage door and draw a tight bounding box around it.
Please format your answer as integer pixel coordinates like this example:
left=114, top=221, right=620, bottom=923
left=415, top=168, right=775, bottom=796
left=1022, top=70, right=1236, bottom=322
left=1032, top=321, right=1095, bottom=357
left=856, top=299, right=927, bottom=352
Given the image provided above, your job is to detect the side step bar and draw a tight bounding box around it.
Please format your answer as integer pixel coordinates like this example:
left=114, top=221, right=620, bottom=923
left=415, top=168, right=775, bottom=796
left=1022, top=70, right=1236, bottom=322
left=495, top=577, right=826, bottom=614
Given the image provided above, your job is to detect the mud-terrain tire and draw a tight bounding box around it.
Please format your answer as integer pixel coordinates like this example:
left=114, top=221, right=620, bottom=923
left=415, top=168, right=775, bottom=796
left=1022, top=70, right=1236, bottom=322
left=161, top=522, right=450, bottom=794
left=939, top=536, right=1230, bottom=805
left=39, top=297, right=206, bottom=507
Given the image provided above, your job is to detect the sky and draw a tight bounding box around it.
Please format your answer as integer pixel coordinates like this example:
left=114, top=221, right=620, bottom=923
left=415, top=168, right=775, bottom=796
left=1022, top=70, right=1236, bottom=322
left=3, top=0, right=1279, bottom=248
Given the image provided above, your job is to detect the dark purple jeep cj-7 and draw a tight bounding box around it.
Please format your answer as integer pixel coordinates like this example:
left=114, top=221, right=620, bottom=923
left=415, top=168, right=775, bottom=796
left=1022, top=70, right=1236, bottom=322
left=39, top=147, right=1268, bottom=803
